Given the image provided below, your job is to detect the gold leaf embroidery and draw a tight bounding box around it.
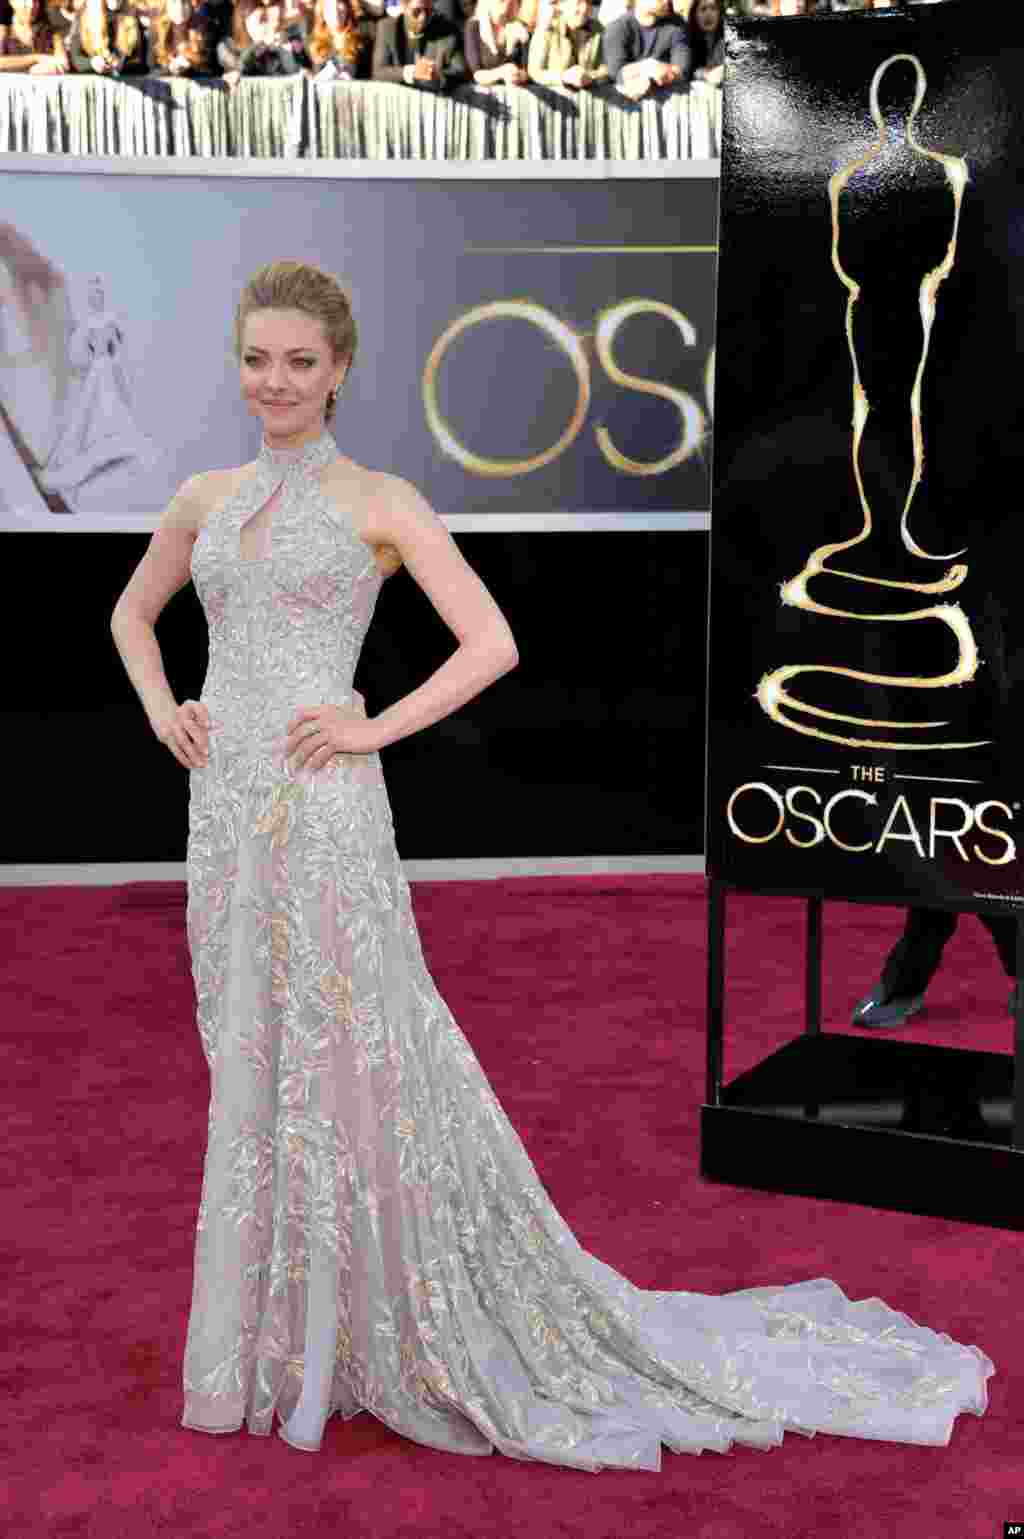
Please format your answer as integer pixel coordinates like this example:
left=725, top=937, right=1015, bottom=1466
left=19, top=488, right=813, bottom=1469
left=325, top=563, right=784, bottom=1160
left=525, top=1219, right=545, bottom=1252
left=418, top=1365, right=452, bottom=1400
left=254, top=782, right=303, bottom=850
left=320, top=964, right=353, bottom=1027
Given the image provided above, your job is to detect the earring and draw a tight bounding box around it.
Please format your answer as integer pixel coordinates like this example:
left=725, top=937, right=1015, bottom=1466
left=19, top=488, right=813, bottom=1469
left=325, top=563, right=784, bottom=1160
left=326, top=386, right=337, bottom=412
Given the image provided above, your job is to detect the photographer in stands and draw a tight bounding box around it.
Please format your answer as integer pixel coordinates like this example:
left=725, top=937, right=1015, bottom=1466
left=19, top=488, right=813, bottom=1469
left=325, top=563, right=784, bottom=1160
left=219, top=0, right=302, bottom=84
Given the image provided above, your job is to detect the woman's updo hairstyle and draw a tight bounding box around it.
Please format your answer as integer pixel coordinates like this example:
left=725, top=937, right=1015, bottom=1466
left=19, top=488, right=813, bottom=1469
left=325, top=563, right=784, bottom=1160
left=233, top=260, right=358, bottom=424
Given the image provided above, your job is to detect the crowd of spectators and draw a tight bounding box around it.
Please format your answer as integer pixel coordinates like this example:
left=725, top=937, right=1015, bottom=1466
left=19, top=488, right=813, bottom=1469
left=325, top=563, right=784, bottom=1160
left=734, top=1, right=897, bottom=12
left=0, top=0, right=726, bottom=97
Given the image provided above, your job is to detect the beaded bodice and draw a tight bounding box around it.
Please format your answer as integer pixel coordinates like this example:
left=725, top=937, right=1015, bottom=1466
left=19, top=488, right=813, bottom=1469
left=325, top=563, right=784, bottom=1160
left=189, top=429, right=384, bottom=753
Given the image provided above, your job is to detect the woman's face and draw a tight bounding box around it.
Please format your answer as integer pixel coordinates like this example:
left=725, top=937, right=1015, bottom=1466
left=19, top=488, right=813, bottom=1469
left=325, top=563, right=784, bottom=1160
left=245, top=3, right=282, bottom=42
left=323, top=0, right=349, bottom=28
left=490, top=0, right=517, bottom=23
left=240, top=308, right=344, bottom=438
left=563, top=0, right=587, bottom=26
left=694, top=0, right=719, bottom=29
left=167, top=0, right=191, bottom=22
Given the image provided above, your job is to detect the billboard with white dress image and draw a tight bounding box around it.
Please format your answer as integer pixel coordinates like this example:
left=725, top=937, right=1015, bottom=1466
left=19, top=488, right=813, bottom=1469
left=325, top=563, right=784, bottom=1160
left=0, top=162, right=717, bottom=531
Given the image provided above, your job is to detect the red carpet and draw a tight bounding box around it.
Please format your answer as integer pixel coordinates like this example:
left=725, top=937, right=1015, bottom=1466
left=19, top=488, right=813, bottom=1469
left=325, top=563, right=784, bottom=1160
left=2, top=874, right=1020, bottom=1539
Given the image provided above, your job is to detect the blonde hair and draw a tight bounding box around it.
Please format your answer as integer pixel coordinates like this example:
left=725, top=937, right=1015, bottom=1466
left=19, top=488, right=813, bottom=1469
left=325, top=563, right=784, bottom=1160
left=233, top=260, right=358, bottom=424
left=80, top=0, right=141, bottom=59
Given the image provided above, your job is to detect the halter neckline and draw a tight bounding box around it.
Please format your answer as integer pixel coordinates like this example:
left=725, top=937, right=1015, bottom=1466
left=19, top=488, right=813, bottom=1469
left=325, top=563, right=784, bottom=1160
left=257, top=429, right=338, bottom=474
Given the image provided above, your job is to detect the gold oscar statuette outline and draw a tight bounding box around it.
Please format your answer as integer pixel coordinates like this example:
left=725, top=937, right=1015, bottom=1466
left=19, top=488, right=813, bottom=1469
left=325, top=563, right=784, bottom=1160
left=755, top=53, right=989, bottom=752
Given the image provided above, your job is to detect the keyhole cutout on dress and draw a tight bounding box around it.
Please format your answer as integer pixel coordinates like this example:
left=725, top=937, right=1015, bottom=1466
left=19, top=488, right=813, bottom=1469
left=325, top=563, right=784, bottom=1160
left=239, top=481, right=283, bottom=563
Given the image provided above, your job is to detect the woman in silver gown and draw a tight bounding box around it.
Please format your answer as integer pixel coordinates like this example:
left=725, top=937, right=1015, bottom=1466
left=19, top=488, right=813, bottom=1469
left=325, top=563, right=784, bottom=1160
left=110, top=260, right=993, bottom=1473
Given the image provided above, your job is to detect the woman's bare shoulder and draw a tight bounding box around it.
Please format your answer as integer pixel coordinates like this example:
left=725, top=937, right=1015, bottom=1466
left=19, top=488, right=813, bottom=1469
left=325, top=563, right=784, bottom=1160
left=186, top=463, right=257, bottom=535
left=321, top=454, right=405, bottom=575
left=321, top=453, right=391, bottom=533
left=321, top=450, right=379, bottom=491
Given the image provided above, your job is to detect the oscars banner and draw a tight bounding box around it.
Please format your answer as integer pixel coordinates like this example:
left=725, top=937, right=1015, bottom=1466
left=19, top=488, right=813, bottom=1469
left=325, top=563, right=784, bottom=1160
left=707, top=1, right=1024, bottom=913
left=0, top=170, right=716, bottom=527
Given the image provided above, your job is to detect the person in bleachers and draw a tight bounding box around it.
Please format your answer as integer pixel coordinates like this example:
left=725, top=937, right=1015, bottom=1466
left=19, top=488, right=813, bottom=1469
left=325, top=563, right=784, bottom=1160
left=67, top=0, right=147, bottom=72
left=603, top=0, right=687, bottom=99
left=0, top=0, right=10, bottom=51
left=525, top=0, right=553, bottom=36
left=277, top=0, right=315, bottom=68
left=357, top=0, right=388, bottom=29
left=219, top=0, right=301, bottom=83
left=596, top=0, right=628, bottom=27
left=216, top=0, right=254, bottom=79
left=145, top=0, right=216, bottom=72
left=46, top=0, right=78, bottom=59
left=0, top=0, right=70, bottom=69
left=237, top=3, right=303, bottom=72
left=433, top=0, right=472, bottom=28
left=527, top=0, right=606, bottom=89
left=371, top=0, right=466, bottom=92
left=187, top=0, right=230, bottom=58
left=464, top=0, right=528, bottom=86
left=685, top=0, right=720, bottom=82
left=307, top=0, right=371, bottom=77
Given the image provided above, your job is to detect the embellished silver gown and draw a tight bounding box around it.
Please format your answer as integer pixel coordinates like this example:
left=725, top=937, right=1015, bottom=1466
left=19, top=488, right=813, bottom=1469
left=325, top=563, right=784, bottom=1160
left=180, top=428, right=993, bottom=1471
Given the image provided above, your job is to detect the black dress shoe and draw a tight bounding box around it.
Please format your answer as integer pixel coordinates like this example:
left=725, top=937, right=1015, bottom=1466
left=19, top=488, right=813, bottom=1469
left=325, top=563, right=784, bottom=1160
left=851, top=984, right=925, bottom=1029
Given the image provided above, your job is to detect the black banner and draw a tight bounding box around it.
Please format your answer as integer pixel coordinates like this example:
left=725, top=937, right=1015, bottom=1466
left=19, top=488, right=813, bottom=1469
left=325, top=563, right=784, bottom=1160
left=707, top=1, right=1024, bottom=912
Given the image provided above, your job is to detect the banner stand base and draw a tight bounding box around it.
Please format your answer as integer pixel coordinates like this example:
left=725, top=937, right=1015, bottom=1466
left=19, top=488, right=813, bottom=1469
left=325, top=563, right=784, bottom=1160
left=700, top=1033, right=1022, bottom=1230
left=701, top=881, right=1024, bottom=1230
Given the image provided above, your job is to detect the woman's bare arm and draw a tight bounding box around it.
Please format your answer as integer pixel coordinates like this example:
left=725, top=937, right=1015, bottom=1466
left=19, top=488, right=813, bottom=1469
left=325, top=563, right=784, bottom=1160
left=364, top=473, right=519, bottom=750
left=110, top=474, right=206, bottom=730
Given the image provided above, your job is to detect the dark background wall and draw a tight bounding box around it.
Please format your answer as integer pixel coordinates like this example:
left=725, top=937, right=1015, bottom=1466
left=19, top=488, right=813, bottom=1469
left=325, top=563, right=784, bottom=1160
left=3, top=526, right=709, bottom=861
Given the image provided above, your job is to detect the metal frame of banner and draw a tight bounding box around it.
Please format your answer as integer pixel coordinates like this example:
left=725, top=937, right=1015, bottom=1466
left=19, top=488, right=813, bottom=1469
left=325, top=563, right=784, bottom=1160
left=701, top=883, right=1024, bottom=1231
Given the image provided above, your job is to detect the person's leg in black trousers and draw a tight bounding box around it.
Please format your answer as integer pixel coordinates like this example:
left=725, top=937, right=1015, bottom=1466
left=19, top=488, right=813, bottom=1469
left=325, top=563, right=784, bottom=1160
left=852, top=907, right=1019, bottom=1027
